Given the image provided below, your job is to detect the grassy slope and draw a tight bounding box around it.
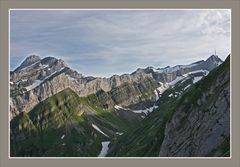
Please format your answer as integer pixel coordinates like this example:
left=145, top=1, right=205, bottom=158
left=10, top=88, right=135, bottom=157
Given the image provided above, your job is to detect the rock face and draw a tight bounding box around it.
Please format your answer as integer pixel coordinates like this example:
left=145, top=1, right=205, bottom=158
left=159, top=56, right=230, bottom=157
left=89, top=77, right=159, bottom=110
left=10, top=54, right=222, bottom=120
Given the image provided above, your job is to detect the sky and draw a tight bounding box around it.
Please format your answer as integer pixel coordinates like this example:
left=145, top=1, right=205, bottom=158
left=10, top=9, right=231, bottom=77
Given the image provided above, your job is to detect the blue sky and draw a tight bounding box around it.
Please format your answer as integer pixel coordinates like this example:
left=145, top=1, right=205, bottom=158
left=10, top=9, right=230, bottom=77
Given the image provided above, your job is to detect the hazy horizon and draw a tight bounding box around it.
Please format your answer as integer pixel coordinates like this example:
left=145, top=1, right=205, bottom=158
left=10, top=9, right=230, bottom=77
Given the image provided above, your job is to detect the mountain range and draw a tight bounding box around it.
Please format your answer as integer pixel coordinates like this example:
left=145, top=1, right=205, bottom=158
left=10, top=54, right=230, bottom=157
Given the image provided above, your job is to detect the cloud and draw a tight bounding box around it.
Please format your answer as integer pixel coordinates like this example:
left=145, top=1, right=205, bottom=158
left=10, top=9, right=230, bottom=77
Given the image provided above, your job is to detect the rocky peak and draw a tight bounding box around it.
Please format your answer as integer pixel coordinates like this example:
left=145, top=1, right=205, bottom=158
left=15, top=55, right=41, bottom=71
left=131, top=68, right=145, bottom=74
left=199, top=55, right=223, bottom=71
left=206, top=55, right=223, bottom=64
left=142, top=66, right=155, bottom=73
left=158, top=66, right=170, bottom=70
left=40, top=57, right=67, bottom=68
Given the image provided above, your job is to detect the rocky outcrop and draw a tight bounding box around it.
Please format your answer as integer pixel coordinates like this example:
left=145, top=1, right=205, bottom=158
left=89, top=77, right=160, bottom=110
left=159, top=56, right=230, bottom=157
left=10, top=56, right=155, bottom=119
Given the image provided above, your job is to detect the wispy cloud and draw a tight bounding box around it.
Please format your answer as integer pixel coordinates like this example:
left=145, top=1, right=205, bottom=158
left=10, top=9, right=230, bottom=77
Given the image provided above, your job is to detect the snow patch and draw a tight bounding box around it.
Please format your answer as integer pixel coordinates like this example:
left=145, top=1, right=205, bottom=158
left=193, top=76, right=203, bottom=83
left=61, top=134, right=65, bottom=139
left=114, top=105, right=126, bottom=110
left=25, top=80, right=42, bottom=91
left=24, top=67, right=65, bottom=91
left=156, top=63, right=198, bottom=73
left=92, top=124, right=109, bottom=137
left=157, top=82, right=169, bottom=94
left=168, top=93, right=173, bottom=97
left=115, top=99, right=160, bottom=117
left=131, top=105, right=158, bottom=115
left=115, top=104, right=158, bottom=116
left=169, top=76, right=184, bottom=86
left=154, top=89, right=159, bottom=101
left=116, top=132, right=123, bottom=135
left=19, top=61, right=40, bottom=71
left=183, top=70, right=209, bottom=77
left=98, top=141, right=110, bottom=157
left=152, top=68, right=164, bottom=73
left=184, top=84, right=191, bottom=90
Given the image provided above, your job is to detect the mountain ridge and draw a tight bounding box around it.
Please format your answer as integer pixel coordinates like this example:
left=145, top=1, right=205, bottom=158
left=10, top=54, right=223, bottom=120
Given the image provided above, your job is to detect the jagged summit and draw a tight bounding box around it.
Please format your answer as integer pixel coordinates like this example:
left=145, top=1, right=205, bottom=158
left=204, top=54, right=223, bottom=70
left=40, top=56, right=68, bottom=68
left=14, top=55, right=68, bottom=73
left=15, top=55, right=41, bottom=71
left=207, top=54, right=223, bottom=63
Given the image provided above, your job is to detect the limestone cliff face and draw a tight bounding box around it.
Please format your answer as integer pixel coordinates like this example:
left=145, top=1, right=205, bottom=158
left=159, top=56, right=230, bottom=157
left=10, top=55, right=222, bottom=120
left=10, top=56, right=156, bottom=119
left=90, top=77, right=160, bottom=110
left=10, top=68, right=156, bottom=119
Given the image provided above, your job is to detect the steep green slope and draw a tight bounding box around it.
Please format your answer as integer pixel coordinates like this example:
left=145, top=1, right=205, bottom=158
left=159, top=56, right=230, bottom=157
left=10, top=88, right=136, bottom=157
left=107, top=56, right=230, bottom=157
